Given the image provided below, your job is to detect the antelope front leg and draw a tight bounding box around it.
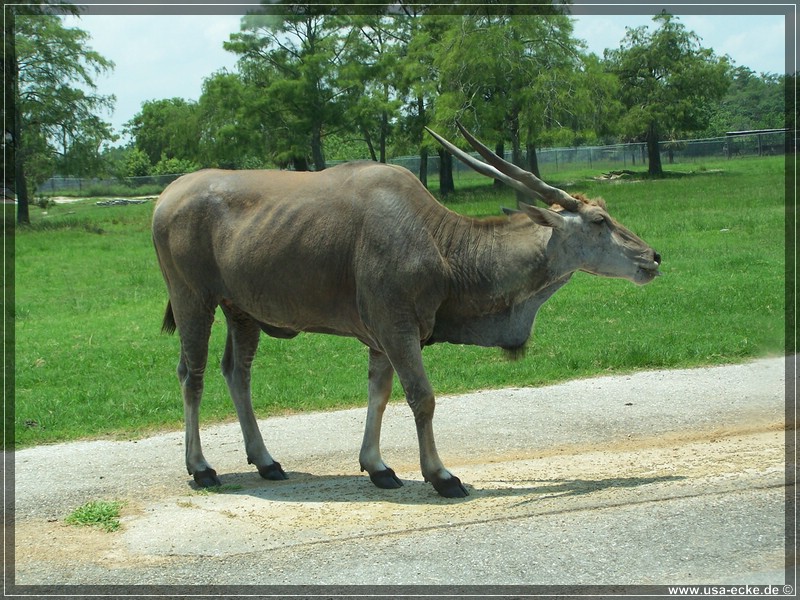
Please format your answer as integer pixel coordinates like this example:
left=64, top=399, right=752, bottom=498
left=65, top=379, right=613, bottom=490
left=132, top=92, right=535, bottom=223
left=409, top=387, right=469, bottom=498
left=359, top=348, right=403, bottom=489
left=385, top=339, right=469, bottom=498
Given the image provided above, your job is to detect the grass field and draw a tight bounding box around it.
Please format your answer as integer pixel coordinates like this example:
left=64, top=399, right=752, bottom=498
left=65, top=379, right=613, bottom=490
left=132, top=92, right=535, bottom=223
left=11, top=155, right=788, bottom=447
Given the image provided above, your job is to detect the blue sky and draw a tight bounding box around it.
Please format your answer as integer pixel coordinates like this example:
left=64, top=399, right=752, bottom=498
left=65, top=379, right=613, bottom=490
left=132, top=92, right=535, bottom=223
left=61, top=9, right=791, bottom=142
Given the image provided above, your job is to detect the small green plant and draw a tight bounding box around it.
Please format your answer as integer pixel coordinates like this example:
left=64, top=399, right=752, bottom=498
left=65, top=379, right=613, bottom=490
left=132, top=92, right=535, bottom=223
left=65, top=500, right=125, bottom=532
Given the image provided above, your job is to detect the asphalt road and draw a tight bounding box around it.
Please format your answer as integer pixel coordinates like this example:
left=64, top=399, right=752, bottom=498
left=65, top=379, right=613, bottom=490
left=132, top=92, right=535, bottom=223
left=11, top=356, right=794, bottom=593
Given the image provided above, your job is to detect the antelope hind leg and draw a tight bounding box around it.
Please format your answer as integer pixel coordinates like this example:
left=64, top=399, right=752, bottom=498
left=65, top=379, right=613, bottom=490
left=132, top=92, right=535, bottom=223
left=220, top=303, right=287, bottom=482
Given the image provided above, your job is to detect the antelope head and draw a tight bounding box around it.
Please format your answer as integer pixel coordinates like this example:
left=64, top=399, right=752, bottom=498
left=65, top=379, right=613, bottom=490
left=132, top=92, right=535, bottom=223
left=426, top=122, right=662, bottom=286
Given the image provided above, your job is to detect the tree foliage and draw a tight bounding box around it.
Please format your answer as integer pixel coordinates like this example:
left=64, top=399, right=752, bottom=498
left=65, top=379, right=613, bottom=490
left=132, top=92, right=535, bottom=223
left=125, top=98, right=200, bottom=166
left=703, top=66, right=787, bottom=135
left=224, top=10, right=354, bottom=170
left=395, top=12, right=452, bottom=187
left=198, top=71, right=268, bottom=169
left=119, top=10, right=787, bottom=190
left=339, top=14, right=405, bottom=163
left=432, top=10, right=620, bottom=193
left=20, top=8, right=788, bottom=203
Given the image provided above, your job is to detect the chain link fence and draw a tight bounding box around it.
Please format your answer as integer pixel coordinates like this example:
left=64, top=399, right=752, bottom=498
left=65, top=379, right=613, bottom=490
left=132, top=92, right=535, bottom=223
left=38, top=173, right=182, bottom=196
left=388, top=131, right=793, bottom=180
left=40, top=131, right=792, bottom=196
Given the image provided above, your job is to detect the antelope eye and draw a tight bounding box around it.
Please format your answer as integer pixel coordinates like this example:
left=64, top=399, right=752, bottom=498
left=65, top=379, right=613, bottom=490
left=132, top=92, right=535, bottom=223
left=592, top=214, right=606, bottom=224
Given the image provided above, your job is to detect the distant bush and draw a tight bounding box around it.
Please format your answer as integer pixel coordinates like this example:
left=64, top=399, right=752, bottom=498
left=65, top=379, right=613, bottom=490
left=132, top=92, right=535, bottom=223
left=151, top=155, right=200, bottom=176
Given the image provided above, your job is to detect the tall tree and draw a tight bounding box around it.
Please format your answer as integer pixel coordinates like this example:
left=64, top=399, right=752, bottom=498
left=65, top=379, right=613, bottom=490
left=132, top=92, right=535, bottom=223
left=339, top=14, right=404, bottom=163
left=433, top=10, right=583, bottom=191
left=400, top=11, right=453, bottom=189
left=225, top=9, right=353, bottom=170
left=197, top=71, right=268, bottom=169
left=604, top=13, right=730, bottom=176
left=8, top=5, right=114, bottom=223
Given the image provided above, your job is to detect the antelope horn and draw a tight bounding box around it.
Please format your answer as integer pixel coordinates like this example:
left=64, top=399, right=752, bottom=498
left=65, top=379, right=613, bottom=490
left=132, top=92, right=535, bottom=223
left=424, top=126, right=539, bottom=201
left=454, top=121, right=582, bottom=212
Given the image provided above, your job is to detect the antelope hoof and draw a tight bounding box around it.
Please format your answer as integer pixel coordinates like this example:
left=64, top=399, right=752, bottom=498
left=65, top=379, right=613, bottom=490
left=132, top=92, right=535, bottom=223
left=430, top=474, right=469, bottom=498
left=369, top=468, right=404, bottom=489
left=193, top=468, right=221, bottom=488
left=258, top=461, right=287, bottom=481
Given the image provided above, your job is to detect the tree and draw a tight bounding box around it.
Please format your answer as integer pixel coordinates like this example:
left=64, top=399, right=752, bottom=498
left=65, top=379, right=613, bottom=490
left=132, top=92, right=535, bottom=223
left=339, top=14, right=405, bottom=163
left=786, top=73, right=798, bottom=144
left=55, top=91, right=115, bottom=179
left=703, top=66, right=787, bottom=136
left=225, top=9, right=354, bottom=170
left=124, top=147, right=151, bottom=177
left=126, top=98, right=200, bottom=166
left=7, top=5, right=114, bottom=223
left=198, top=71, right=268, bottom=169
left=604, top=13, right=730, bottom=176
left=432, top=10, right=584, bottom=197
left=398, top=10, right=453, bottom=188
left=151, top=155, right=200, bottom=176
left=550, top=52, right=623, bottom=146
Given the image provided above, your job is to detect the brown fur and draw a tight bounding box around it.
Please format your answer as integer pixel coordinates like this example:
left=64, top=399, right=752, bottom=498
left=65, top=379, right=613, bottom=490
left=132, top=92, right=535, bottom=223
left=550, top=193, right=607, bottom=212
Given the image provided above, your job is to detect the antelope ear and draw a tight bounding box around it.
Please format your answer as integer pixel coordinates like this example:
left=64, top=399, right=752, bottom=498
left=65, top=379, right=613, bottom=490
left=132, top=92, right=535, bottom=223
left=518, top=203, right=566, bottom=229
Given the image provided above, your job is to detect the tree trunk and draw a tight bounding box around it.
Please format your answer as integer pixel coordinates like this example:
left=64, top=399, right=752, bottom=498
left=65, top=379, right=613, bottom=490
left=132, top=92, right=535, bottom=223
left=493, top=142, right=504, bottom=188
left=311, top=126, right=326, bottom=171
left=379, top=84, right=389, bottom=163
left=379, top=110, right=388, bottom=164
left=416, top=96, right=427, bottom=187
left=509, top=116, right=527, bottom=204
left=362, top=126, right=378, bottom=162
left=6, top=8, right=29, bottom=224
left=4, top=10, right=13, bottom=196
left=419, top=146, right=428, bottom=188
left=526, top=142, right=541, bottom=178
left=647, top=124, right=662, bottom=176
left=14, top=120, right=29, bottom=224
left=292, top=156, right=310, bottom=171
left=438, top=148, right=454, bottom=196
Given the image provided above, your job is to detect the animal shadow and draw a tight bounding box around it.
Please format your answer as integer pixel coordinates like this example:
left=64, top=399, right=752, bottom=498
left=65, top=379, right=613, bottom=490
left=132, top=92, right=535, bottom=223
left=191, top=470, right=470, bottom=506
left=190, top=471, right=686, bottom=506
left=478, top=475, right=688, bottom=507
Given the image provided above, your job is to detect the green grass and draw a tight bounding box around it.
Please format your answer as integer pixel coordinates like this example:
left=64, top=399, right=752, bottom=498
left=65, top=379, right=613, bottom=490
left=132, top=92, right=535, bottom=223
left=65, top=500, right=125, bottom=532
left=12, top=155, right=788, bottom=447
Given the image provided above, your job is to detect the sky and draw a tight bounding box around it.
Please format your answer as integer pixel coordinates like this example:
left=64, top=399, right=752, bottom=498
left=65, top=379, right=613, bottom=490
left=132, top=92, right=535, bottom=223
left=61, top=7, right=792, bottom=143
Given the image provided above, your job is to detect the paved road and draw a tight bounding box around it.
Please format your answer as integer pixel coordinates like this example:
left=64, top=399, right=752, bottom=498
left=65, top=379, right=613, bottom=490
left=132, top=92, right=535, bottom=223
left=11, top=356, right=793, bottom=591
